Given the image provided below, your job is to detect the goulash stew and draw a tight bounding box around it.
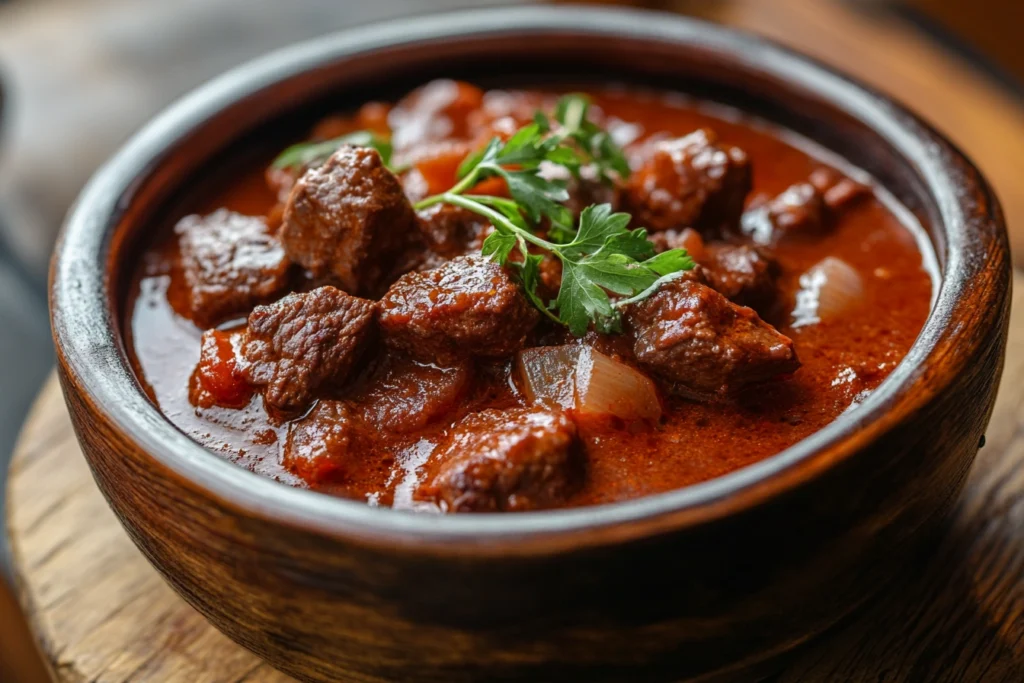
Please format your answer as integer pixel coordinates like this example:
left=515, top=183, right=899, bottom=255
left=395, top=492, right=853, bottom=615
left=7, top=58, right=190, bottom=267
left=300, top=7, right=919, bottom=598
left=126, top=81, right=934, bottom=512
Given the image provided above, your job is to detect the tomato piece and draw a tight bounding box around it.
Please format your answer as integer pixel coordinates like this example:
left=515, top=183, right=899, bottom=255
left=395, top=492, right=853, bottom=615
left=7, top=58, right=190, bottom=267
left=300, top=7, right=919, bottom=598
left=413, top=142, right=471, bottom=196
left=356, top=101, right=391, bottom=135
left=190, top=329, right=253, bottom=408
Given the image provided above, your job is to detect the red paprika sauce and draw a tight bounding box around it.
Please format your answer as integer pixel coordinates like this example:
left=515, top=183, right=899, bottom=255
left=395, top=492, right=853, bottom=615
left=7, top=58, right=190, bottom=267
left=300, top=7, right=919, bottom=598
left=126, top=82, right=935, bottom=513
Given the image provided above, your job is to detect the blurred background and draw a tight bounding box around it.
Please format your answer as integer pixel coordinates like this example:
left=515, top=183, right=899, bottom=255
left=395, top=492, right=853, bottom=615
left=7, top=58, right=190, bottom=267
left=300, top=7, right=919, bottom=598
left=0, top=0, right=1021, bottom=680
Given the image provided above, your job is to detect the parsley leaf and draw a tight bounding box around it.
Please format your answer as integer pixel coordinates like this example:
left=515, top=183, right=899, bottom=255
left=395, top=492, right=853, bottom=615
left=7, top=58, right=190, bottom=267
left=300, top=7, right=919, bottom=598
left=551, top=93, right=632, bottom=183
left=481, top=230, right=517, bottom=263
left=644, top=248, right=695, bottom=275
left=504, top=171, right=572, bottom=228
left=556, top=263, right=616, bottom=337
left=565, top=203, right=632, bottom=256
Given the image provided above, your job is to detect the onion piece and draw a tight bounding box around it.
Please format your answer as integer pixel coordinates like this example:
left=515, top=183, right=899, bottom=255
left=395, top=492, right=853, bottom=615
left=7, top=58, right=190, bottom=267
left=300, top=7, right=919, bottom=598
left=518, top=346, right=577, bottom=411
left=791, top=257, right=864, bottom=328
left=517, top=346, right=662, bottom=422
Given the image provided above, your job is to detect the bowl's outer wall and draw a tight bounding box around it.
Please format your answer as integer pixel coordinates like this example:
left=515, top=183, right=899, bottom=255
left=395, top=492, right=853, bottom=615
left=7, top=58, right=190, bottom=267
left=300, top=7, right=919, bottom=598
left=51, top=8, right=1011, bottom=683
left=57, top=326, right=1006, bottom=682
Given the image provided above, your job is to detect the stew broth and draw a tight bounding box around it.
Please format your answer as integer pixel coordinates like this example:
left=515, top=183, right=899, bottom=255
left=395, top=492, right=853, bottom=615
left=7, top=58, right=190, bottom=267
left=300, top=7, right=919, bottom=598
left=126, top=84, right=934, bottom=512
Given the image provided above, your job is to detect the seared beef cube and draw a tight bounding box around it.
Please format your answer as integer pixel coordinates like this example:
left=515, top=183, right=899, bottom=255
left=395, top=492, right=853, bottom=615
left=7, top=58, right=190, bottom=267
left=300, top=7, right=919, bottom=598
left=284, top=401, right=370, bottom=485
left=415, top=203, right=490, bottom=260
left=625, top=129, right=751, bottom=233
left=189, top=329, right=253, bottom=409
left=769, top=183, right=825, bottom=233
left=809, top=167, right=869, bottom=211
left=176, top=210, right=290, bottom=327
left=354, top=355, right=473, bottom=434
left=239, top=286, right=376, bottom=413
left=417, top=407, right=582, bottom=512
left=702, top=243, right=780, bottom=314
left=378, top=254, right=539, bottom=363
left=280, top=145, right=416, bottom=295
left=741, top=182, right=825, bottom=244
left=742, top=170, right=869, bottom=245
left=627, top=278, right=798, bottom=398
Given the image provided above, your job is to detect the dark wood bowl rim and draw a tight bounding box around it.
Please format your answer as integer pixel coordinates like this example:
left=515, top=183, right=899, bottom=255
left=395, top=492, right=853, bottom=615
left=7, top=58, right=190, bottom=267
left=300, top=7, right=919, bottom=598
left=50, top=6, right=1008, bottom=554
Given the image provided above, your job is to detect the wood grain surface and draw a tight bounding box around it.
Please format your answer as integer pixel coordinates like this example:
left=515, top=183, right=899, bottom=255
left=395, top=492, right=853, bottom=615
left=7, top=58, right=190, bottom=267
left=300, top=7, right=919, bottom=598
left=8, top=270, right=1024, bottom=682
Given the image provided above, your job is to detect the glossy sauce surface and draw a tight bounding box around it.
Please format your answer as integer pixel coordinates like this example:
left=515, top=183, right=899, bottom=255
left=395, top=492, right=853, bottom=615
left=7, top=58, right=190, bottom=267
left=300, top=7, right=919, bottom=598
left=126, top=86, right=935, bottom=511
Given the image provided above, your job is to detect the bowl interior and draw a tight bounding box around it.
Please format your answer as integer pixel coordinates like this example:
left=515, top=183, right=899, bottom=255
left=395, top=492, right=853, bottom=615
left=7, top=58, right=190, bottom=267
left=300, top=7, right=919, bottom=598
left=53, top=7, right=1000, bottom=548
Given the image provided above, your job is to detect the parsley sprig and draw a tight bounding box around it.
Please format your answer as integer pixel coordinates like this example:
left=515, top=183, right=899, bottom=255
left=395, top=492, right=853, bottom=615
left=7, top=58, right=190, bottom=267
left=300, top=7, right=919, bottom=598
left=443, top=94, right=631, bottom=241
left=487, top=203, right=693, bottom=335
left=413, top=94, right=693, bottom=335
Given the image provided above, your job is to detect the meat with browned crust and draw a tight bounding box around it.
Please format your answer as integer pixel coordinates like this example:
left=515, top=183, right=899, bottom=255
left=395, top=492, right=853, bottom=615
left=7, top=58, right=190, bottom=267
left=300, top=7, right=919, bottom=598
left=418, top=407, right=582, bottom=512
left=176, top=210, right=290, bottom=327
left=239, top=286, right=376, bottom=413
left=378, top=254, right=538, bottom=363
left=626, top=278, right=798, bottom=398
left=280, top=145, right=416, bottom=295
left=625, top=129, right=751, bottom=234
left=702, top=243, right=781, bottom=315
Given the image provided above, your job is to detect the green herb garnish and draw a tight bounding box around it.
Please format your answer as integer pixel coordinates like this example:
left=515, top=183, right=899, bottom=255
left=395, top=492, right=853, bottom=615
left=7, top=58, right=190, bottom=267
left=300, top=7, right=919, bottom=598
left=272, top=130, right=397, bottom=172
left=413, top=94, right=693, bottom=335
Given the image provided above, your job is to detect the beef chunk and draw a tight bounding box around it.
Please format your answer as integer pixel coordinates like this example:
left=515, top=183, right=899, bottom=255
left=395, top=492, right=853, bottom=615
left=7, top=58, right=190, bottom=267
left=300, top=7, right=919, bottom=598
left=702, top=243, right=780, bottom=314
left=353, top=355, right=473, bottom=434
left=742, top=170, right=869, bottom=245
left=239, top=286, right=376, bottom=413
left=768, top=183, right=825, bottom=233
left=809, top=167, right=869, bottom=211
left=284, top=400, right=370, bottom=485
left=415, top=203, right=490, bottom=260
left=625, top=129, right=751, bottom=233
left=265, top=102, right=393, bottom=203
left=626, top=278, right=798, bottom=398
left=189, top=329, right=253, bottom=409
left=378, top=254, right=539, bottom=363
left=280, top=145, right=416, bottom=295
left=741, top=182, right=826, bottom=244
left=417, top=407, right=582, bottom=512
left=175, top=210, right=290, bottom=327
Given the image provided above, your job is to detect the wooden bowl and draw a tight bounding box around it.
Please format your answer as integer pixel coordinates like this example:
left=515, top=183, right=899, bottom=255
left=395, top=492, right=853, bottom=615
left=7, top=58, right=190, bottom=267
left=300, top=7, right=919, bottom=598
left=49, top=7, right=1010, bottom=682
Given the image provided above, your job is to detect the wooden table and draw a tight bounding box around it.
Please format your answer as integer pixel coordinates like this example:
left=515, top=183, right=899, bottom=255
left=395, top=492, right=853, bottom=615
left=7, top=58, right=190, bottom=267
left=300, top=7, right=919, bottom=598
left=8, top=283, right=1024, bottom=683
left=6, top=1, right=1024, bottom=681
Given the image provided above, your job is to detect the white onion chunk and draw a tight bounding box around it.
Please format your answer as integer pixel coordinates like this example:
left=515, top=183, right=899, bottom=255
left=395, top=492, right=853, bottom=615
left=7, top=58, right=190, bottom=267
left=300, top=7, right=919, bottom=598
left=791, top=257, right=864, bottom=328
left=517, top=346, right=662, bottom=422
